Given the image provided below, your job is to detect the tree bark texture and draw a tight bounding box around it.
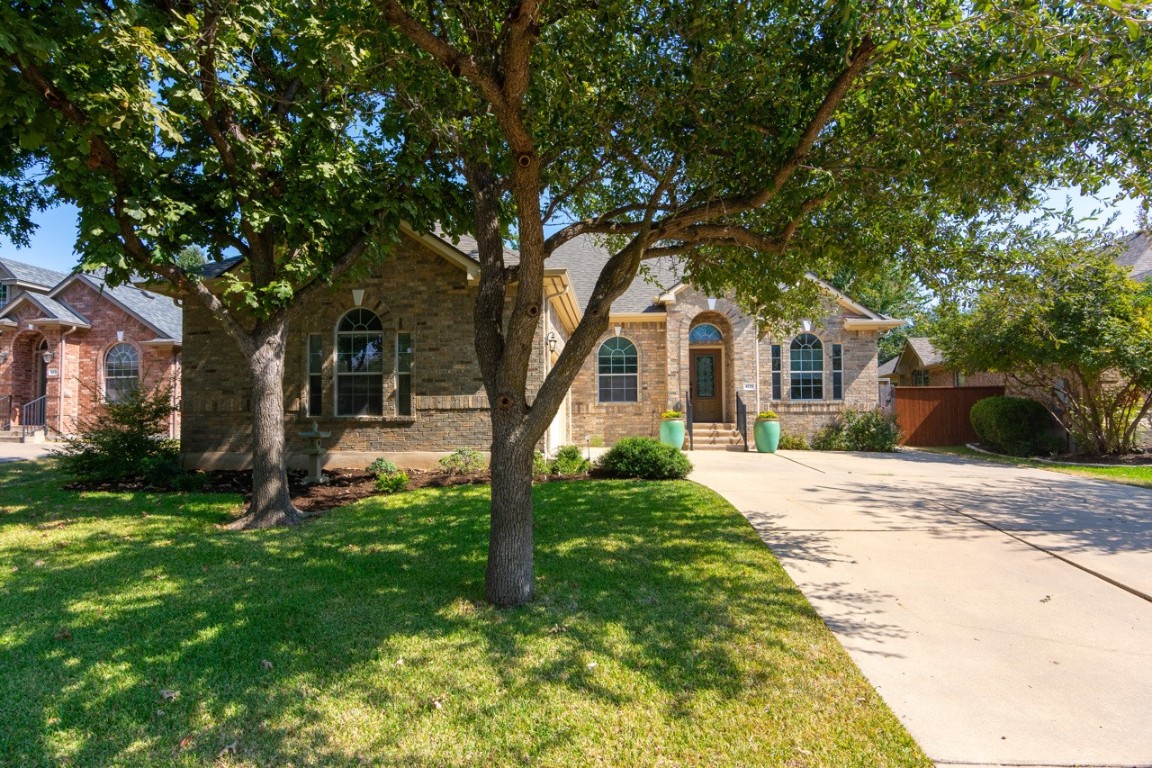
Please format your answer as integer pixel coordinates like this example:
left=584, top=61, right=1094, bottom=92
left=228, top=318, right=303, bottom=529
left=485, top=427, right=536, bottom=607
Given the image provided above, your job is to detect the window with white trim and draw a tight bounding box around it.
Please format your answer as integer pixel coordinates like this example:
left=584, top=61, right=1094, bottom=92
left=770, top=344, right=782, bottom=400
left=0, top=285, right=8, bottom=309
left=104, top=343, right=139, bottom=403
left=396, top=332, right=413, bottom=416
left=789, top=333, right=823, bottom=400
left=831, top=343, right=843, bottom=400
left=306, top=334, right=323, bottom=416
left=689, top=323, right=723, bottom=343
left=597, top=337, right=638, bottom=402
left=336, top=309, right=383, bottom=416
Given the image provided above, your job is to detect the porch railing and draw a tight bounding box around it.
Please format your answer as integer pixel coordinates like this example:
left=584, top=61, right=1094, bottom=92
left=735, top=392, right=749, bottom=452
left=683, top=389, right=694, bottom=451
left=0, top=395, right=11, bottom=432
left=21, top=395, right=47, bottom=440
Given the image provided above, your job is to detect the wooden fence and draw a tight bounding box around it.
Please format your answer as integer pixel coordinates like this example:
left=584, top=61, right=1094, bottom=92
left=894, top=386, right=1005, bottom=447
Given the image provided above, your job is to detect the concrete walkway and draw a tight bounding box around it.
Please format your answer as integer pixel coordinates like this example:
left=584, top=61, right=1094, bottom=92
left=0, top=441, right=56, bottom=463
left=689, top=448, right=1152, bottom=768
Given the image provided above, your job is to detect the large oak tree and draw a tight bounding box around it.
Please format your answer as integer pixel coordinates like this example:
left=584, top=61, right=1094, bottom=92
left=1, top=0, right=462, bottom=526
left=371, top=0, right=1151, bottom=605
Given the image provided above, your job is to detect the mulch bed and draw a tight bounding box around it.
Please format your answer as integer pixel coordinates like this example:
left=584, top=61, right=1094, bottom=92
left=65, top=467, right=597, bottom=512
left=1049, top=452, right=1152, bottom=466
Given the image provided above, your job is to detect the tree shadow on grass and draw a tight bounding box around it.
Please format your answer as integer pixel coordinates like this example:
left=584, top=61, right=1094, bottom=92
left=0, top=473, right=883, bottom=767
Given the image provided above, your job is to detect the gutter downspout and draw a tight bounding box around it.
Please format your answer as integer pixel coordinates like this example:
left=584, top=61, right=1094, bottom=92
left=58, top=325, right=79, bottom=435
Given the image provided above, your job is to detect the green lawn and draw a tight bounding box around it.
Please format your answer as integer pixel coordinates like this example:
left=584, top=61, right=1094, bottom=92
left=924, top=446, right=1152, bottom=489
left=0, top=460, right=927, bottom=767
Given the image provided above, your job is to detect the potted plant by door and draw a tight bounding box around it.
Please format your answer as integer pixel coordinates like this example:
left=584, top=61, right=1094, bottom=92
left=754, top=411, right=781, bottom=453
left=659, top=410, right=686, bottom=449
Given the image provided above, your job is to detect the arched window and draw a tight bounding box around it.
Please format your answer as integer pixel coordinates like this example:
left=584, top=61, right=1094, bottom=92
left=104, top=343, right=139, bottom=403
left=790, top=333, right=823, bottom=400
left=598, top=337, right=638, bottom=402
left=689, top=323, right=723, bottom=343
left=336, top=308, right=383, bottom=416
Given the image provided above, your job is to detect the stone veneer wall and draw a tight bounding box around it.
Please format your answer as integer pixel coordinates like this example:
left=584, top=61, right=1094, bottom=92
left=181, top=235, right=548, bottom=469
left=0, top=282, right=180, bottom=436
left=567, top=288, right=886, bottom=445
left=569, top=319, right=668, bottom=445
left=758, top=301, right=881, bottom=440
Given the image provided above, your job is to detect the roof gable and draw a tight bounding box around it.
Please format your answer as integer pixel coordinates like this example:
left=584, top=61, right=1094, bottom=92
left=0, top=257, right=70, bottom=290
left=1116, top=231, right=1151, bottom=282
left=0, top=291, right=90, bottom=327
left=50, top=274, right=182, bottom=341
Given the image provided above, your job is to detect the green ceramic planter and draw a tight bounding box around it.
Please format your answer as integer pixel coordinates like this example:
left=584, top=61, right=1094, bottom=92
left=659, top=418, right=686, bottom=449
left=754, top=419, right=781, bottom=453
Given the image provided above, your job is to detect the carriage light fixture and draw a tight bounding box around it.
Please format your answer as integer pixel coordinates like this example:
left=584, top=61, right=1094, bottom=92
left=545, top=331, right=559, bottom=353
left=41, top=350, right=54, bottom=364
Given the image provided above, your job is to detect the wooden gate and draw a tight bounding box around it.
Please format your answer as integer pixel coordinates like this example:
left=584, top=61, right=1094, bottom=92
left=894, top=386, right=1005, bottom=447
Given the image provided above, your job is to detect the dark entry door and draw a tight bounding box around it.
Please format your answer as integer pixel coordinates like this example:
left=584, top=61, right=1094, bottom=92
left=689, top=350, right=723, bottom=422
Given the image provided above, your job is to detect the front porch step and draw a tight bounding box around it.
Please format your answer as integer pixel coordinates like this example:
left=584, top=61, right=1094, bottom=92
left=687, top=423, right=746, bottom=450
left=0, top=430, right=23, bottom=443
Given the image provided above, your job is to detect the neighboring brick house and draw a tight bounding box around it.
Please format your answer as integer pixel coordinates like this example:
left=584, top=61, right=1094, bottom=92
left=175, top=227, right=901, bottom=469
left=885, top=337, right=1006, bottom=389
left=0, top=257, right=182, bottom=439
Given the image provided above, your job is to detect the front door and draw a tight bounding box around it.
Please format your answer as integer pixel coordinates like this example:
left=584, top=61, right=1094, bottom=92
left=689, top=349, right=723, bottom=422
left=30, top=339, right=48, bottom=425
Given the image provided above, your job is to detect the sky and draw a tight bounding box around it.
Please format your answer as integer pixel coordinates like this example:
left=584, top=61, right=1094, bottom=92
left=0, top=187, right=1146, bottom=275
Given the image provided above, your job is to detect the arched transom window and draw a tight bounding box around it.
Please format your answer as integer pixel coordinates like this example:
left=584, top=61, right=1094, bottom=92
left=104, top=343, right=139, bottom=403
left=336, top=308, right=383, bottom=416
left=598, top=337, right=638, bottom=402
left=689, top=323, right=723, bottom=343
left=790, top=333, right=823, bottom=400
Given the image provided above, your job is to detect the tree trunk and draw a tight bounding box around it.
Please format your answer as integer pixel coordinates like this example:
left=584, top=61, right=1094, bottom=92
left=485, top=424, right=535, bottom=607
left=227, top=319, right=303, bottom=529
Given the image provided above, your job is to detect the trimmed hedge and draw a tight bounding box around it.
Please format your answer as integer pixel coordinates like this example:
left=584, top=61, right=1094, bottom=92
left=597, top=437, right=693, bottom=480
left=969, top=396, right=1057, bottom=456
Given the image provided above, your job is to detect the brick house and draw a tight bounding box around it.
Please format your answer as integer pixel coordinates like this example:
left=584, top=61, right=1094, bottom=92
left=176, top=227, right=902, bottom=469
left=884, top=337, right=1006, bottom=389
left=0, top=257, right=182, bottom=439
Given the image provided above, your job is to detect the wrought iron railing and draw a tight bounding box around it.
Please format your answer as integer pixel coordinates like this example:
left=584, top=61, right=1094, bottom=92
left=683, top=390, right=694, bottom=450
left=735, top=392, right=749, bottom=452
left=21, top=395, right=47, bottom=440
left=0, top=395, right=11, bottom=432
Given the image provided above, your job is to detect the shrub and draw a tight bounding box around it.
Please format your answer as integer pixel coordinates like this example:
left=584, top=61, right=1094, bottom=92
left=375, top=470, right=409, bottom=493
left=777, top=431, right=810, bottom=450
left=597, top=437, right=692, bottom=480
left=532, top=451, right=551, bottom=478
left=53, top=386, right=192, bottom=488
left=367, top=457, right=398, bottom=477
left=589, top=436, right=606, bottom=448
left=439, top=447, right=487, bottom=474
left=812, top=409, right=901, bottom=452
left=970, top=396, right=1057, bottom=456
left=551, top=444, right=591, bottom=475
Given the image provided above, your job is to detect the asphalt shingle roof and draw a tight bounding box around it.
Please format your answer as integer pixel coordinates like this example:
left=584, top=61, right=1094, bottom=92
left=80, top=275, right=182, bottom=341
left=199, top=256, right=245, bottom=279
left=545, top=235, right=678, bottom=314
left=907, top=337, right=943, bottom=368
left=0, top=257, right=70, bottom=289
left=1117, top=231, right=1152, bottom=283
left=13, top=293, right=91, bottom=326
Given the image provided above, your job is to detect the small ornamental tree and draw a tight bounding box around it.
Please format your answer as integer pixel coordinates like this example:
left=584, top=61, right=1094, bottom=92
left=2, top=2, right=463, bottom=527
left=934, top=235, right=1152, bottom=455
left=371, top=0, right=1151, bottom=605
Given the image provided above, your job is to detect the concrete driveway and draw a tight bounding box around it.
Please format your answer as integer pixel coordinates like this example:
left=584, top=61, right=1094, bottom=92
left=690, top=448, right=1152, bottom=768
left=0, top=441, right=56, bottom=463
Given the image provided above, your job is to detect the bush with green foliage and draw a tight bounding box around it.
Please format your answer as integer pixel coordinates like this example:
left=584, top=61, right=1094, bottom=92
left=367, top=457, right=399, bottom=477
left=812, top=409, right=901, bottom=452
left=550, top=444, right=591, bottom=475
left=532, top=451, right=551, bottom=478
left=439, top=448, right=487, bottom=475
left=374, top=470, right=409, bottom=493
left=969, top=396, right=1059, bottom=456
left=777, top=431, right=810, bottom=450
left=53, top=386, right=193, bottom=488
left=597, top=437, right=693, bottom=480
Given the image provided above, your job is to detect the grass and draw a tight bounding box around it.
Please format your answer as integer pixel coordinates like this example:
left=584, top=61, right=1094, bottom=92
left=923, top=445, right=1152, bottom=489
left=0, top=460, right=928, bottom=767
